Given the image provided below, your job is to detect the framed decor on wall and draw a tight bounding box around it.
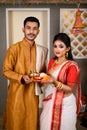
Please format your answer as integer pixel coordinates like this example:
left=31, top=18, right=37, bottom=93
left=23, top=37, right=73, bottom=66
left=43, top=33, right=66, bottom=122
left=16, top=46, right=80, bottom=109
left=60, top=8, right=87, bottom=59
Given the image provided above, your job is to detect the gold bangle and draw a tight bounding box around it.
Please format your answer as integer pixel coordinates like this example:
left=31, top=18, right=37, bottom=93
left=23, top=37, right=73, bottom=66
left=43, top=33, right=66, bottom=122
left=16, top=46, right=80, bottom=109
left=57, top=82, right=62, bottom=89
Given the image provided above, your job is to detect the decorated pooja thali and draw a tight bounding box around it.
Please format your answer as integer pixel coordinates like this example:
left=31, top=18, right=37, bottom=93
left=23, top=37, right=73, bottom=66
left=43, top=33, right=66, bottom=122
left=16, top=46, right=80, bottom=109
left=29, top=70, right=50, bottom=82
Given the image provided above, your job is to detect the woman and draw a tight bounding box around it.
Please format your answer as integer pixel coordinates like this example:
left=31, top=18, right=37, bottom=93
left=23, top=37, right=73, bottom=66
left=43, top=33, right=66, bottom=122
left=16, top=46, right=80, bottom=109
left=40, top=33, right=81, bottom=130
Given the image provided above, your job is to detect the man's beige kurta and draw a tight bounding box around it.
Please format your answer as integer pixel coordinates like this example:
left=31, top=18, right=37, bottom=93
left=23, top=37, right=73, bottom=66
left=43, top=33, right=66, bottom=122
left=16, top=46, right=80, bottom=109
left=2, top=38, right=48, bottom=130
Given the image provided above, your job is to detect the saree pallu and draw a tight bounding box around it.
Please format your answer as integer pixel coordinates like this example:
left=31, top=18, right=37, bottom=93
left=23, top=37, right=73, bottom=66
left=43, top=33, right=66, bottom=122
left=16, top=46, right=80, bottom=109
left=40, top=60, right=81, bottom=130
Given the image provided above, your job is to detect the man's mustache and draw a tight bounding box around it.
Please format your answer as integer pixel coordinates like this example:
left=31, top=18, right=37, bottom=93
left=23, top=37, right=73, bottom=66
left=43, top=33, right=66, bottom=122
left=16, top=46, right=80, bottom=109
left=28, top=33, right=35, bottom=36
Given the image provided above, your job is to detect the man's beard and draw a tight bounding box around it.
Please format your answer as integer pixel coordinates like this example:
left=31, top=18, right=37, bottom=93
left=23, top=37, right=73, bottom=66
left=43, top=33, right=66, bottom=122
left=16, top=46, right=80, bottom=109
left=25, top=34, right=36, bottom=41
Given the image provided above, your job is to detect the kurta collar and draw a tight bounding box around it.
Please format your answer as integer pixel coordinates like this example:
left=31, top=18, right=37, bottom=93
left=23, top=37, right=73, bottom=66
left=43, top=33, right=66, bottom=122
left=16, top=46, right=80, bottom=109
left=22, top=38, right=35, bottom=48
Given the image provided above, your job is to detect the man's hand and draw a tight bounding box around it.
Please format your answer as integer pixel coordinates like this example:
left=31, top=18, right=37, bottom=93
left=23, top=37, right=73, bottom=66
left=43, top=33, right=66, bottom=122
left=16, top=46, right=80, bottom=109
left=22, top=75, right=32, bottom=84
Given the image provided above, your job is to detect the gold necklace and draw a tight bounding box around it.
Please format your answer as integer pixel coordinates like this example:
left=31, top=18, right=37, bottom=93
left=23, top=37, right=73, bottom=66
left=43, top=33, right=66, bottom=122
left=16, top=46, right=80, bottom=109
left=55, top=59, right=67, bottom=65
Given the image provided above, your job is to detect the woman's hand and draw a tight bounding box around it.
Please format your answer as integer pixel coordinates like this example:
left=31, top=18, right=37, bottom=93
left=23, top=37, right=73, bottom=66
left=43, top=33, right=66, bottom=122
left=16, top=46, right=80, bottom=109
left=41, top=76, right=55, bottom=84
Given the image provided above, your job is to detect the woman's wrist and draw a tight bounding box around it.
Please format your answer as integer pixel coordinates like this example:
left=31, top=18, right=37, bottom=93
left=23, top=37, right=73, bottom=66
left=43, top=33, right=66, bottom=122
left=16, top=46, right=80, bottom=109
left=53, top=79, right=63, bottom=89
left=56, top=82, right=63, bottom=89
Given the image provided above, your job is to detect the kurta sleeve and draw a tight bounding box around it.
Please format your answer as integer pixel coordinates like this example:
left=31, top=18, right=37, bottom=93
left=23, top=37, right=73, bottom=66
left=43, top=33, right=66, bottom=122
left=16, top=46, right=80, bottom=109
left=2, top=46, right=22, bottom=83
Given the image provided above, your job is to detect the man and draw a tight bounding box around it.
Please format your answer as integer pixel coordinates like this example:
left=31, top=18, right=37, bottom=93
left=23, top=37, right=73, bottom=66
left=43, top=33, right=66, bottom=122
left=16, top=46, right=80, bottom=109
left=2, top=16, right=48, bottom=130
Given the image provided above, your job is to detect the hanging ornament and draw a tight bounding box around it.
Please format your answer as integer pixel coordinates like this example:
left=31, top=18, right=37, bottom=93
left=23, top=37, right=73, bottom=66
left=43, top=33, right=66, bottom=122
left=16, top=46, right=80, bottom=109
left=71, top=2, right=85, bottom=34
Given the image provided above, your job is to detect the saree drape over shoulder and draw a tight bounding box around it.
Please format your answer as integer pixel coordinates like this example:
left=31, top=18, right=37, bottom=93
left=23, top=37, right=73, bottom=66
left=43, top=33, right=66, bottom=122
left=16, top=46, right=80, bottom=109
left=40, top=59, right=81, bottom=130
left=2, top=38, right=48, bottom=130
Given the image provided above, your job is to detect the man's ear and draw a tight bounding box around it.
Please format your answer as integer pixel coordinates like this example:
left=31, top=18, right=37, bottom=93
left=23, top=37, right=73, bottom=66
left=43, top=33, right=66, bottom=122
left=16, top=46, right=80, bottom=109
left=22, top=27, right=24, bottom=33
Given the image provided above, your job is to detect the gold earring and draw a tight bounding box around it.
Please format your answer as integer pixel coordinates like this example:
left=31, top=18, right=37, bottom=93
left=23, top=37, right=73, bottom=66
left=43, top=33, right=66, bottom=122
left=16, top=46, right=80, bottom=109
left=65, top=52, right=68, bottom=59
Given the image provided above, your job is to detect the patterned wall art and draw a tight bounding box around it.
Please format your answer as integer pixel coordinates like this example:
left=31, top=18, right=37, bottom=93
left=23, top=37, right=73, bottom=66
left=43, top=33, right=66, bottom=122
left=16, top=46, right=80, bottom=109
left=60, top=8, right=87, bottom=59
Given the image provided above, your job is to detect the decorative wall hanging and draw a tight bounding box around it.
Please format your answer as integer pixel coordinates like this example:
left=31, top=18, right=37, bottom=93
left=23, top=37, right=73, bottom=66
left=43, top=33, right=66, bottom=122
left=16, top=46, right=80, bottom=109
left=71, top=2, right=85, bottom=34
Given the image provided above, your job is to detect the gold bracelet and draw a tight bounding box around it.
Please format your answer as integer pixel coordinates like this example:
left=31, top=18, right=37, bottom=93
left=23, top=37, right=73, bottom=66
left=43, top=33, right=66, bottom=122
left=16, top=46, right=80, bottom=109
left=57, top=82, right=62, bottom=89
